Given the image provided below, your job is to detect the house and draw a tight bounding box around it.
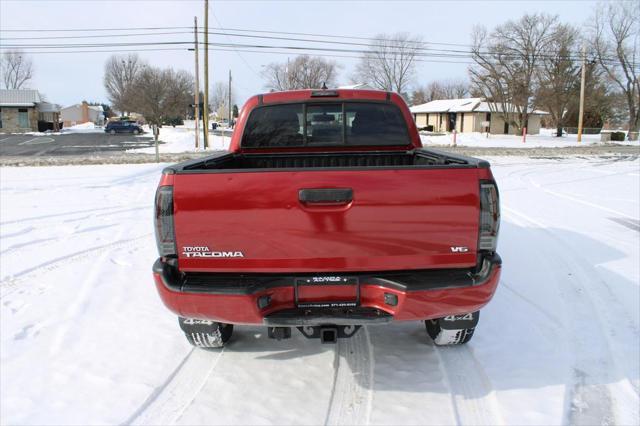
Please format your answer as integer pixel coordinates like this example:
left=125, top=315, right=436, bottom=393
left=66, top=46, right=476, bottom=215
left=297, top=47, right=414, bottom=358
left=61, top=101, right=105, bottom=127
left=410, top=98, right=549, bottom=135
left=37, top=102, right=62, bottom=131
left=0, top=89, right=42, bottom=132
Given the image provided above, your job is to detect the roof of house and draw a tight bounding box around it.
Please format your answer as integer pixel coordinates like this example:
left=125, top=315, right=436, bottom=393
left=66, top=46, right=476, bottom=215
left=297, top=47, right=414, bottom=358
left=38, top=101, right=62, bottom=113
left=473, top=101, right=549, bottom=115
left=61, top=103, right=104, bottom=112
left=410, top=98, right=549, bottom=115
left=0, top=89, right=42, bottom=107
left=410, top=98, right=483, bottom=114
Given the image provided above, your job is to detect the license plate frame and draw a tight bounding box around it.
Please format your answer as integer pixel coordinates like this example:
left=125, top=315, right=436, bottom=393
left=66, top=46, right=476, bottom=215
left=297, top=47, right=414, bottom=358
left=294, top=276, right=360, bottom=308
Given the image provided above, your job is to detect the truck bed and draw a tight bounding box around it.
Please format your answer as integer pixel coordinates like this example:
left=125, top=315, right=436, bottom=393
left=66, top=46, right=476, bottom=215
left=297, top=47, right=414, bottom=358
left=167, top=148, right=489, bottom=173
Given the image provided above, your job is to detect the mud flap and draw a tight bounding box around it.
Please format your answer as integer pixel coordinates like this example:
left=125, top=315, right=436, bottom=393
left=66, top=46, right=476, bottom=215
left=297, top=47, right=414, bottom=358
left=178, top=317, right=217, bottom=334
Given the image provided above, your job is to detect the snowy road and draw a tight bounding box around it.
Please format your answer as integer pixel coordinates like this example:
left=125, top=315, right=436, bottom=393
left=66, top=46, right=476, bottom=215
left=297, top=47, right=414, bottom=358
left=1, top=156, right=638, bottom=425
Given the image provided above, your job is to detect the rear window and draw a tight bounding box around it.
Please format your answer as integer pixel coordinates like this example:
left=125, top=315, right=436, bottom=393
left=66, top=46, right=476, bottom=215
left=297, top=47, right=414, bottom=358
left=242, top=102, right=409, bottom=148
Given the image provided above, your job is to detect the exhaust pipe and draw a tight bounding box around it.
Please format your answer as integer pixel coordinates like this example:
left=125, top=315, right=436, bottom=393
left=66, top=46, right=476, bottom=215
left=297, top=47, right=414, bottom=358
left=320, top=326, right=338, bottom=344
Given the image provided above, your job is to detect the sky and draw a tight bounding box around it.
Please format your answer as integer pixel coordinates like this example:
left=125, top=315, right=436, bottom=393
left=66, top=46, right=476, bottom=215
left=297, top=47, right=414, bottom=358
left=0, top=0, right=604, bottom=107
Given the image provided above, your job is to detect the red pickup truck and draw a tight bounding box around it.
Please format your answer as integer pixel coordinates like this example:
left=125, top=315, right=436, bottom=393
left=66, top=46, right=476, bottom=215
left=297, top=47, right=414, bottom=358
left=153, top=89, right=501, bottom=347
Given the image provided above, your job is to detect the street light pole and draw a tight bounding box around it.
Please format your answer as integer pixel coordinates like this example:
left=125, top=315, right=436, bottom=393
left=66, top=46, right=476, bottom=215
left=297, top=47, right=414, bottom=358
left=202, top=0, right=210, bottom=149
left=228, top=69, right=232, bottom=126
left=193, top=16, right=200, bottom=149
left=577, top=44, right=586, bottom=143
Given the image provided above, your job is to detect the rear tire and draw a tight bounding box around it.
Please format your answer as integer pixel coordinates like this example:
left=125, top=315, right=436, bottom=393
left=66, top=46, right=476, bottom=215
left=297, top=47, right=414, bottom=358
left=425, top=318, right=475, bottom=346
left=109, top=129, right=116, bottom=135
left=179, top=317, right=233, bottom=349
left=133, top=129, right=140, bottom=135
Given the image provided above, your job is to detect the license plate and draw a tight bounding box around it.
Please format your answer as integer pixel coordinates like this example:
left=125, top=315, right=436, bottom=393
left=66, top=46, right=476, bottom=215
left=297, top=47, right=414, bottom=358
left=295, top=276, right=359, bottom=308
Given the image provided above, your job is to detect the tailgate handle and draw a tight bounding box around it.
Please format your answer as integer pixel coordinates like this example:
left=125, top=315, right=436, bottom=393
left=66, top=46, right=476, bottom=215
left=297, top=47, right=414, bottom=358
left=299, top=188, right=353, bottom=204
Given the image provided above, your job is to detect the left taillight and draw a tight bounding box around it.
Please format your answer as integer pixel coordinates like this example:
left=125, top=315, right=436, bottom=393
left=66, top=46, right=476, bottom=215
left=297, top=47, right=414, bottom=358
left=154, top=185, right=176, bottom=257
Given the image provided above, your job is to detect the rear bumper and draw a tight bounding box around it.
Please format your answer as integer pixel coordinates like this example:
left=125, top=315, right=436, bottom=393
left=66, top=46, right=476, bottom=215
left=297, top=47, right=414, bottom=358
left=152, top=254, right=501, bottom=326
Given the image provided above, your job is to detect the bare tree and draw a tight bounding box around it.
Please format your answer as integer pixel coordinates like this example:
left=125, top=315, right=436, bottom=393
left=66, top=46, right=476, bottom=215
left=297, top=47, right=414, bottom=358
left=469, top=14, right=558, bottom=133
left=410, top=87, right=429, bottom=105
left=262, top=55, right=339, bottom=91
left=103, top=53, right=146, bottom=114
left=590, top=1, right=639, bottom=139
left=536, top=23, right=580, bottom=136
left=440, top=79, right=470, bottom=99
left=425, top=81, right=445, bottom=101
left=353, top=33, right=423, bottom=95
left=1, top=50, right=34, bottom=89
left=210, top=81, right=237, bottom=120
left=410, top=79, right=469, bottom=105
left=130, top=66, right=194, bottom=125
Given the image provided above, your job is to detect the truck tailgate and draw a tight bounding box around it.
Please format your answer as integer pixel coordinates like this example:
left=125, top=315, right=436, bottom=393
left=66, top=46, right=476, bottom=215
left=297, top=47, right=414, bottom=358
left=173, top=168, right=480, bottom=273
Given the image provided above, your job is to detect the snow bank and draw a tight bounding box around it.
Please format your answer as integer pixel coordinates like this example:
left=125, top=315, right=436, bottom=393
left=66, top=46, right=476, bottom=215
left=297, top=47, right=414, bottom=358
left=420, top=130, right=638, bottom=148
left=128, top=126, right=232, bottom=154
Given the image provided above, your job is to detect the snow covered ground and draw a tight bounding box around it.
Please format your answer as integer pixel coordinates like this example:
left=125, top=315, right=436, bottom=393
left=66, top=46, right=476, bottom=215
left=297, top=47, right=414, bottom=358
left=1, top=156, right=638, bottom=425
left=23, top=122, right=106, bottom=136
left=128, top=126, right=232, bottom=154
left=135, top=126, right=639, bottom=154
left=421, top=129, right=638, bottom=148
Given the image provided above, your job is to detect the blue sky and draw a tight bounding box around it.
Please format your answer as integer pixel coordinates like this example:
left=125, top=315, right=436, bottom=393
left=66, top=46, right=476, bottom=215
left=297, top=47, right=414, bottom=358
left=0, top=0, right=601, bottom=107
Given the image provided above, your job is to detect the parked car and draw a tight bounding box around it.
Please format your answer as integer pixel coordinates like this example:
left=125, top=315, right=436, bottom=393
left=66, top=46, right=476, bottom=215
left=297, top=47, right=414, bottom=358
left=152, top=89, right=501, bottom=348
left=105, top=120, right=143, bottom=135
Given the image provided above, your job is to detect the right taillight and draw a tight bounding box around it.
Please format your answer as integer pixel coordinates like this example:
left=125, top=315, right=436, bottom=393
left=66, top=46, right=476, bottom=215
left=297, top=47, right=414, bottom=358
left=154, top=185, right=176, bottom=257
left=479, top=181, right=500, bottom=252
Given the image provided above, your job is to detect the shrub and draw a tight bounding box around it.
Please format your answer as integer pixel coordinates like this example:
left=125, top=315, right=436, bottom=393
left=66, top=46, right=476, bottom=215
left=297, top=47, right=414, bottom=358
left=162, top=117, right=184, bottom=127
left=610, top=131, right=625, bottom=142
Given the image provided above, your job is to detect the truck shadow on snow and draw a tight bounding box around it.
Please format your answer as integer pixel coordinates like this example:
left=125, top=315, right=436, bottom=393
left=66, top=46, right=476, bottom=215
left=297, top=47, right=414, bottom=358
left=210, top=220, right=638, bottom=402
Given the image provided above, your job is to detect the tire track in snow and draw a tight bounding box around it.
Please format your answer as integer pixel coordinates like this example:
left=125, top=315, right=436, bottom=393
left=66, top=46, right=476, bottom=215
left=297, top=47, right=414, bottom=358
left=435, top=345, right=505, bottom=426
left=325, top=327, right=374, bottom=426
left=0, top=205, right=149, bottom=226
left=503, top=207, right=625, bottom=425
left=0, top=233, right=152, bottom=300
left=501, top=280, right=563, bottom=326
left=128, top=348, right=225, bottom=426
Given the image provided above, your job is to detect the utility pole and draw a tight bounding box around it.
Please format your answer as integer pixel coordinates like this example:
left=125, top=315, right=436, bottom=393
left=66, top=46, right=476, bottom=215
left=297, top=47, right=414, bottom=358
left=193, top=16, right=200, bottom=149
left=202, top=0, right=210, bottom=149
left=577, top=44, right=586, bottom=143
left=228, top=69, right=232, bottom=126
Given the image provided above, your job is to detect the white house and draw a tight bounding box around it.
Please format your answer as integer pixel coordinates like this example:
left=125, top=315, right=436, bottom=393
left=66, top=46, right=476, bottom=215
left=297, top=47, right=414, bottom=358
left=410, top=98, right=549, bottom=135
left=61, top=102, right=105, bottom=127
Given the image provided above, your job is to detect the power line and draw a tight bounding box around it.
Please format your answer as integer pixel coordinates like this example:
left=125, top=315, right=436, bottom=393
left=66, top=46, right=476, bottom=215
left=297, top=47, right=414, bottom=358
left=0, top=31, right=193, bottom=40
left=210, top=11, right=261, bottom=79
left=0, top=27, right=636, bottom=69
left=0, top=26, right=191, bottom=32
left=2, top=39, right=634, bottom=68
left=4, top=44, right=637, bottom=72
left=0, top=27, right=629, bottom=65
